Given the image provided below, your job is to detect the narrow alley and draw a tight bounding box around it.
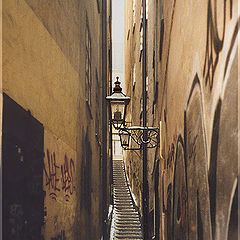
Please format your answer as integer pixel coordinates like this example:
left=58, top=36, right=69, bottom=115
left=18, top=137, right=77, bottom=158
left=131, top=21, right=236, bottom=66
left=111, top=156, right=143, bottom=239
left=1, top=0, right=239, bottom=240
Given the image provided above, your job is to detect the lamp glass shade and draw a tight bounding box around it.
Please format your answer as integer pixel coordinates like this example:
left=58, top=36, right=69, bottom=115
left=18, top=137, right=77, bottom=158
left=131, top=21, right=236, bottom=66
left=111, top=101, right=125, bottom=121
left=106, top=92, right=130, bottom=129
left=119, top=131, right=130, bottom=147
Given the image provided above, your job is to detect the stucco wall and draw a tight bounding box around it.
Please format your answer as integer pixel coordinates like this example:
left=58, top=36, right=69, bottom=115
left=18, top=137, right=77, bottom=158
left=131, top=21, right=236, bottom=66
left=3, top=0, right=107, bottom=239
left=124, top=0, right=159, bottom=216
left=125, top=0, right=239, bottom=239
left=157, top=1, right=238, bottom=239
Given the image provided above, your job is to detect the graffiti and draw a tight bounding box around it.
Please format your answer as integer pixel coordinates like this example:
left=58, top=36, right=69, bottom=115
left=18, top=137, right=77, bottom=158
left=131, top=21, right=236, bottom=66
left=185, top=77, right=212, bottom=239
left=188, top=134, right=197, bottom=161
left=208, top=100, right=221, bottom=238
left=155, top=0, right=239, bottom=238
left=167, top=143, right=174, bottom=169
left=224, top=19, right=239, bottom=82
left=164, top=78, right=211, bottom=239
left=44, top=150, right=60, bottom=200
left=172, top=136, right=187, bottom=240
left=61, top=155, right=75, bottom=201
left=44, top=149, right=75, bottom=201
left=203, top=0, right=233, bottom=90
left=162, top=64, right=238, bottom=239
left=51, top=230, right=66, bottom=240
left=211, top=45, right=238, bottom=239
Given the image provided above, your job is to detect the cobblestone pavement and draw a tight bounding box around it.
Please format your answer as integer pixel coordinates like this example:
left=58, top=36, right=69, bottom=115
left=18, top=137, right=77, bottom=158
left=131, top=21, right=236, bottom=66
left=111, top=158, right=143, bottom=240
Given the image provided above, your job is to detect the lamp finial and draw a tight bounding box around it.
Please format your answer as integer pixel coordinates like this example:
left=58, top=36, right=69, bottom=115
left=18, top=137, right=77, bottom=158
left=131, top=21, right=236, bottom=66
left=113, top=76, right=122, bottom=93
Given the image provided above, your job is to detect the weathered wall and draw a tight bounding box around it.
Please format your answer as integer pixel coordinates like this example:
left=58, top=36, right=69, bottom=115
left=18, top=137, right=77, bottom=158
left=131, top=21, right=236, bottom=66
left=124, top=0, right=159, bottom=218
left=3, top=0, right=80, bottom=150
left=125, top=0, right=239, bottom=239
left=156, top=1, right=239, bottom=239
left=3, top=0, right=109, bottom=239
left=125, top=0, right=144, bottom=212
left=43, top=130, right=77, bottom=239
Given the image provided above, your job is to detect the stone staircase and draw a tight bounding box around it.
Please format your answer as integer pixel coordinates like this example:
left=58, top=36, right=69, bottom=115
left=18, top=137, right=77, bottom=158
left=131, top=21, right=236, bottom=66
left=111, top=158, right=143, bottom=240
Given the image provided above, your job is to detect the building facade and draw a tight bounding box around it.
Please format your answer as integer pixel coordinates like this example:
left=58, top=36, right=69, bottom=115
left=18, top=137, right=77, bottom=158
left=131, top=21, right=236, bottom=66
left=2, top=0, right=111, bottom=239
left=125, top=0, right=239, bottom=239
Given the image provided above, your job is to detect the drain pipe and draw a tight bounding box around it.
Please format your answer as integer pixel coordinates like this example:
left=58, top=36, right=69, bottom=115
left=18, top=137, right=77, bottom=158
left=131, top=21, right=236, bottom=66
left=142, top=0, right=149, bottom=239
left=102, top=0, right=108, bottom=239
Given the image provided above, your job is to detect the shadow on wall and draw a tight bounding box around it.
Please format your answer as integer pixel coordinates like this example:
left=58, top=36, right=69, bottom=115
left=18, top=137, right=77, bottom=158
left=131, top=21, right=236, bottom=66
left=80, top=127, right=92, bottom=235
left=156, top=0, right=239, bottom=238
left=163, top=66, right=238, bottom=239
left=2, top=93, right=45, bottom=240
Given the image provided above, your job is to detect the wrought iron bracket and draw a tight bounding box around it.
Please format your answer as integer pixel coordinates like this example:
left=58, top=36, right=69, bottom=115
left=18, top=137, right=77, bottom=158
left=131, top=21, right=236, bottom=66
left=120, top=126, right=159, bottom=150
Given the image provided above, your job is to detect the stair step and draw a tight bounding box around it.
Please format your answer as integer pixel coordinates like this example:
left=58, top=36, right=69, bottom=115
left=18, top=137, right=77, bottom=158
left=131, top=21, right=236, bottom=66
left=111, top=158, right=143, bottom=239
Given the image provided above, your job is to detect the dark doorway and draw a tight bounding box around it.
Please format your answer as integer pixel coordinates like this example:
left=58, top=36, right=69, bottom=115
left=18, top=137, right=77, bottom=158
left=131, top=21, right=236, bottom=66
left=2, top=93, right=45, bottom=240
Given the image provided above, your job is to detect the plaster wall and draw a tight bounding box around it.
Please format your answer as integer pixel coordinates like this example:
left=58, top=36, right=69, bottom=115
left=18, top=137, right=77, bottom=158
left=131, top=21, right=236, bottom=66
left=156, top=0, right=238, bottom=238
left=125, top=0, right=239, bottom=239
left=3, top=0, right=106, bottom=239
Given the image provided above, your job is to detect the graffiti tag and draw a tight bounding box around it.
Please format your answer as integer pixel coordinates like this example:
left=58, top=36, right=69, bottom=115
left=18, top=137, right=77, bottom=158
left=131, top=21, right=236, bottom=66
left=44, top=149, right=75, bottom=201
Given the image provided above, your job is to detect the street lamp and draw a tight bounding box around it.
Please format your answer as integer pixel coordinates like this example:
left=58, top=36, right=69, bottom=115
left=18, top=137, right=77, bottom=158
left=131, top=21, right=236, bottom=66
left=106, top=77, right=130, bottom=130
left=119, top=130, right=130, bottom=148
left=107, top=74, right=159, bottom=240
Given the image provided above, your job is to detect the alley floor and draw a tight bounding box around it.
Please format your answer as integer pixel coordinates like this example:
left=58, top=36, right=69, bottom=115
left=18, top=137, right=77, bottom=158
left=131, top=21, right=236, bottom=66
left=110, top=157, right=143, bottom=239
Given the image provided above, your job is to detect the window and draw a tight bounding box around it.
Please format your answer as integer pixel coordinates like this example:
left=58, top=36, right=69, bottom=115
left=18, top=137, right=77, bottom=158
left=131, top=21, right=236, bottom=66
left=133, top=64, right=136, bottom=89
left=127, top=29, right=130, bottom=40
left=153, top=48, right=155, bottom=69
left=146, top=76, right=149, bottom=92
left=159, top=20, right=164, bottom=61
left=139, top=5, right=143, bottom=62
left=140, top=96, right=143, bottom=125
left=140, top=28, right=143, bottom=51
left=133, top=0, right=136, bottom=31
left=160, top=0, right=164, bottom=20
left=146, top=0, right=149, bottom=20
left=85, top=18, right=92, bottom=106
left=159, top=0, right=164, bottom=61
left=127, top=1, right=131, bottom=34
left=96, top=0, right=100, bottom=13
left=139, top=26, right=143, bottom=62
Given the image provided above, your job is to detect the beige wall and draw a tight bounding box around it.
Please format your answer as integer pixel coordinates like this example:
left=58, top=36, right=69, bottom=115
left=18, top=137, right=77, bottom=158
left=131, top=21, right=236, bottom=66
left=125, top=0, right=239, bottom=239
left=43, top=129, right=77, bottom=239
left=124, top=0, right=158, bottom=215
left=157, top=1, right=238, bottom=239
left=125, top=0, right=143, bottom=211
left=3, top=0, right=109, bottom=239
left=3, top=0, right=80, bottom=150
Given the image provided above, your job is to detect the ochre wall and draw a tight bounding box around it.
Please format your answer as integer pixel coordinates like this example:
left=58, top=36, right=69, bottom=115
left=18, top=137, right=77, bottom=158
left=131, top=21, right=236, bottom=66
left=3, top=0, right=81, bottom=150
left=3, top=0, right=106, bottom=239
left=125, top=0, right=239, bottom=239
left=157, top=1, right=238, bottom=239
